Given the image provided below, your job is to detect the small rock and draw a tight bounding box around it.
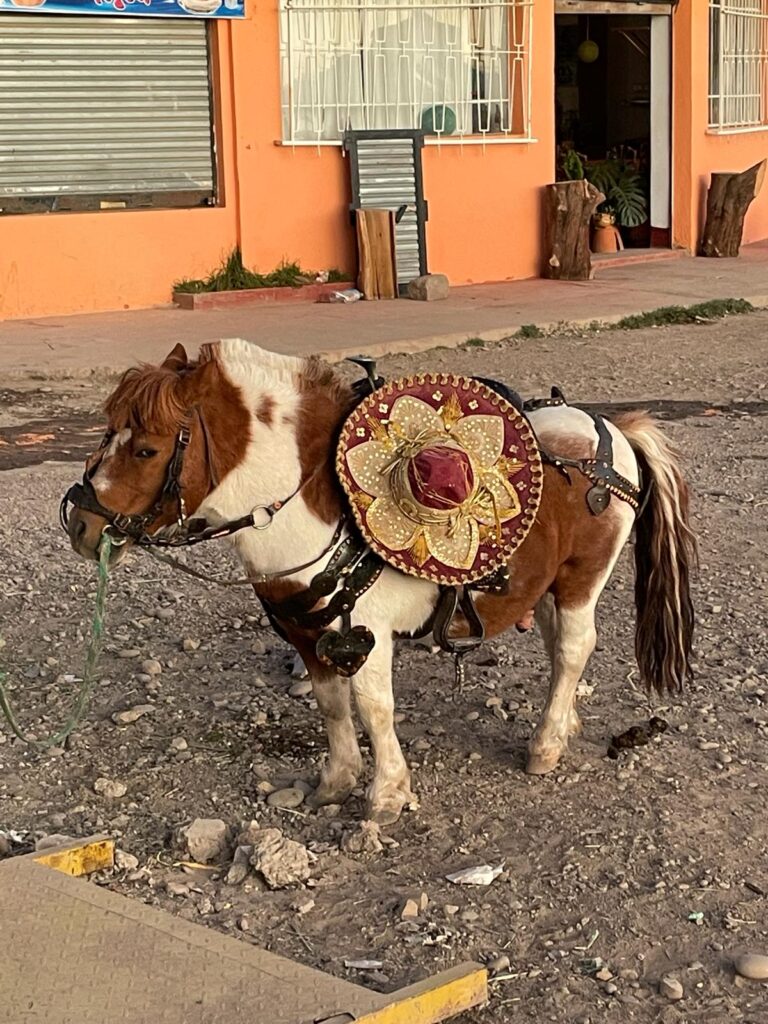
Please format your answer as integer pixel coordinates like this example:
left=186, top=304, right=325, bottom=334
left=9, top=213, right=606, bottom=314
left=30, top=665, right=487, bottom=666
left=118, top=648, right=141, bottom=659
left=344, top=958, right=384, bottom=971
left=734, top=953, right=768, bottom=980
left=154, top=607, right=175, bottom=622
left=487, top=955, right=510, bottom=975
left=595, top=967, right=613, bottom=982
left=141, top=659, right=163, bottom=676
left=465, top=711, right=480, bottom=722
left=237, top=915, right=250, bottom=932
left=181, top=818, right=229, bottom=864
left=165, top=881, right=190, bottom=897
left=660, top=975, right=683, bottom=1001
left=267, top=787, right=305, bottom=810
left=226, top=845, right=252, bottom=886
left=604, top=983, right=618, bottom=996
left=401, top=898, right=420, bottom=920
left=94, top=778, right=127, bottom=799
left=182, top=638, right=200, bottom=652
left=418, top=891, right=429, bottom=913
left=444, top=904, right=460, bottom=916
left=407, top=273, right=450, bottom=302
left=115, top=849, right=140, bottom=871
left=112, top=704, right=155, bottom=725
left=35, top=834, right=74, bottom=852
left=460, top=908, right=480, bottom=923
left=291, top=655, right=309, bottom=680
left=249, top=828, right=311, bottom=888
left=170, top=736, right=189, bottom=752
left=293, top=897, right=315, bottom=915
left=289, top=678, right=313, bottom=698
left=341, top=820, right=384, bottom=855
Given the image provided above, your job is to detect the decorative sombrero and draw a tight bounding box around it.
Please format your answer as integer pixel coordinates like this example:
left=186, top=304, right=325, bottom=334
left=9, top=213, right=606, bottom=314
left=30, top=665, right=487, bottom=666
left=336, top=374, right=543, bottom=584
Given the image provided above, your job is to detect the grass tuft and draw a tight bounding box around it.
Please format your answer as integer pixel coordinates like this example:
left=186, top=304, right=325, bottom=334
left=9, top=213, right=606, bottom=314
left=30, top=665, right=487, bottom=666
left=613, top=298, right=754, bottom=331
left=174, top=248, right=347, bottom=294
left=515, top=323, right=545, bottom=339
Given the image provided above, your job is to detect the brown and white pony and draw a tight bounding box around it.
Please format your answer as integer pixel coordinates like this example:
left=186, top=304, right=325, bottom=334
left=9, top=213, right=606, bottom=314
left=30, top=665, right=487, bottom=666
left=67, top=340, right=696, bottom=825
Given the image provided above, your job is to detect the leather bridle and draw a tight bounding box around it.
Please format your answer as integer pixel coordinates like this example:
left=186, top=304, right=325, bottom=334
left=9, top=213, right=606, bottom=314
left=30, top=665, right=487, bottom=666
left=59, top=411, right=304, bottom=550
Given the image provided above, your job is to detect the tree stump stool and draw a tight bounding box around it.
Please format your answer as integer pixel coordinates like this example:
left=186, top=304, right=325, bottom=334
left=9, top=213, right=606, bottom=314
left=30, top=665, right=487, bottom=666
left=543, top=180, right=605, bottom=281
left=700, top=159, right=767, bottom=258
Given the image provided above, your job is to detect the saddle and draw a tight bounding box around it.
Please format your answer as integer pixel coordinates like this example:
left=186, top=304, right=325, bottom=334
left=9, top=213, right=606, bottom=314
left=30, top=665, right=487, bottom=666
left=262, top=359, right=642, bottom=681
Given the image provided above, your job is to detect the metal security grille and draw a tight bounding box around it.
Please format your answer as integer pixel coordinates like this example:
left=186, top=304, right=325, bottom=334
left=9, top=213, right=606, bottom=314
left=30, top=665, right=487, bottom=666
left=345, top=129, right=427, bottom=287
left=709, top=0, right=768, bottom=129
left=0, top=15, right=215, bottom=212
left=280, top=0, right=533, bottom=144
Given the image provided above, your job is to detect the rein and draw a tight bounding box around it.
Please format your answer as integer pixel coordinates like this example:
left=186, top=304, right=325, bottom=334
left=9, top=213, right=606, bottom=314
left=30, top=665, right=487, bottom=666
left=0, top=534, right=113, bottom=749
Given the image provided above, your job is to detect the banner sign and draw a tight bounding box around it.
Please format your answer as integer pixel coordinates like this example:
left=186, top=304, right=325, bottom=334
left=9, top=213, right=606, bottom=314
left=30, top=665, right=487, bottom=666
left=0, top=1, right=245, bottom=17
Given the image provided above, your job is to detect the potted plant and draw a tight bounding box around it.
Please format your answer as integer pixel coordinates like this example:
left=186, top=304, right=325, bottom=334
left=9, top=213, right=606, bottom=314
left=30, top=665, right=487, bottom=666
left=584, top=159, right=648, bottom=252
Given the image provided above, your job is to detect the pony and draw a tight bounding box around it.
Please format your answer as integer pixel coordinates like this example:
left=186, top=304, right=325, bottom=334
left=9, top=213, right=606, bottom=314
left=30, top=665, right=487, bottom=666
left=65, top=339, right=696, bottom=825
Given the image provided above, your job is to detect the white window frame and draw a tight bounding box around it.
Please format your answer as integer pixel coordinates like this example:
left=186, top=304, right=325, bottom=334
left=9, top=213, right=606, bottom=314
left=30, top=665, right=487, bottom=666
left=708, top=0, right=768, bottom=133
left=279, top=0, right=535, bottom=146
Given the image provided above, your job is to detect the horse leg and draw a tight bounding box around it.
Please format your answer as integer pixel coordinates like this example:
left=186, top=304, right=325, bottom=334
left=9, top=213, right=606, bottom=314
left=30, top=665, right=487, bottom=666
left=535, top=592, right=557, bottom=661
left=350, top=636, right=413, bottom=826
left=527, top=597, right=596, bottom=775
left=535, top=592, right=582, bottom=737
left=306, top=671, right=363, bottom=807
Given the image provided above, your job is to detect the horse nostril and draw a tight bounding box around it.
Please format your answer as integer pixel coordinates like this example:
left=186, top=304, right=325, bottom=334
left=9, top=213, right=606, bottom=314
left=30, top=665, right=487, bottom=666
left=75, top=518, right=87, bottom=542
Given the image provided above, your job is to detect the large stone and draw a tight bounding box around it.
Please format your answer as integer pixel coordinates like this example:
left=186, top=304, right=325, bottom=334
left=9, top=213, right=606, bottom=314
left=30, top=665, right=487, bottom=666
left=249, top=827, right=311, bottom=888
left=406, top=274, right=450, bottom=302
left=734, top=953, right=768, bottom=980
left=181, top=818, right=229, bottom=864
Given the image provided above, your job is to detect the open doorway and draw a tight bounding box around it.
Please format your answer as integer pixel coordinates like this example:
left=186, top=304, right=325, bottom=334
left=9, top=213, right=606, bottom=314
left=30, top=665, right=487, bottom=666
left=555, top=11, right=671, bottom=251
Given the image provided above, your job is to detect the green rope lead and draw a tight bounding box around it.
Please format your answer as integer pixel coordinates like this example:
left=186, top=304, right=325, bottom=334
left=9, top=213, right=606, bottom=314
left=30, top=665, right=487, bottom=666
left=0, top=534, right=112, bottom=750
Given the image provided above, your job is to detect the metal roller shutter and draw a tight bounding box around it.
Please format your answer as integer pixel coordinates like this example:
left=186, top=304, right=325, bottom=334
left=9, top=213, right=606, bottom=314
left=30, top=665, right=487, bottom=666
left=0, top=15, right=215, bottom=212
left=344, top=130, right=428, bottom=291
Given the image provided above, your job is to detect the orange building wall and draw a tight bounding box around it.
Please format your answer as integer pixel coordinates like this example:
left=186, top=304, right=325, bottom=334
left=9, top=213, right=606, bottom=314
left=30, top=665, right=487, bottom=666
left=0, top=2, right=555, bottom=320
left=673, top=0, right=768, bottom=253
left=234, top=1, right=556, bottom=288
left=2, top=1, right=767, bottom=321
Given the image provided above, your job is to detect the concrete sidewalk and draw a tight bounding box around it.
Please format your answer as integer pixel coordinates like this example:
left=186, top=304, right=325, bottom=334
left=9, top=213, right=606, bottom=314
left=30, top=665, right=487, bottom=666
left=2, top=244, right=767, bottom=378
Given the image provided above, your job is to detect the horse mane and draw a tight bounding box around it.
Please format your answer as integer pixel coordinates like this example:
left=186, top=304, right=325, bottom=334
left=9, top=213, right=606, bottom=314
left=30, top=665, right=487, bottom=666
left=105, top=340, right=353, bottom=434
left=104, top=364, right=188, bottom=433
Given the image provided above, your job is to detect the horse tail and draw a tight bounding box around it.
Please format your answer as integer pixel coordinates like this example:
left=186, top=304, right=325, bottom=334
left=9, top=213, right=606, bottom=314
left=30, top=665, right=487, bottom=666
left=613, top=411, right=697, bottom=694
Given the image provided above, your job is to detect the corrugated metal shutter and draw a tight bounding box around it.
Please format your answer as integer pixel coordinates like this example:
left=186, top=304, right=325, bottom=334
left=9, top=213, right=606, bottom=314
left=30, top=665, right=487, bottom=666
left=0, top=15, right=214, bottom=202
left=344, top=131, right=428, bottom=289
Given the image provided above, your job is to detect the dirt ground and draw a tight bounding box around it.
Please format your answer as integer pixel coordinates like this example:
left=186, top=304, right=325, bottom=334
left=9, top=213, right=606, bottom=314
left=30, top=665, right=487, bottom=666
left=1, top=313, right=767, bottom=1023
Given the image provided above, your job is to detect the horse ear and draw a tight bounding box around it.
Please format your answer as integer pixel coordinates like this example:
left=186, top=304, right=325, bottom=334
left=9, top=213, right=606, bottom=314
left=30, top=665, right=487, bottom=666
left=162, top=343, right=188, bottom=372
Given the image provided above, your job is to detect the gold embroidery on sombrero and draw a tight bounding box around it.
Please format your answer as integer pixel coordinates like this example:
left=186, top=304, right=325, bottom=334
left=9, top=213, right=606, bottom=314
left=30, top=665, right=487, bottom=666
left=345, top=394, right=527, bottom=571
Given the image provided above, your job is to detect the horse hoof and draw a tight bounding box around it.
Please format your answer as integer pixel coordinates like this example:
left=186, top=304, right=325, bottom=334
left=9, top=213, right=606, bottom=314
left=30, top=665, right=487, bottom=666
left=306, top=783, right=352, bottom=809
left=525, top=750, right=562, bottom=775
left=366, top=803, right=404, bottom=826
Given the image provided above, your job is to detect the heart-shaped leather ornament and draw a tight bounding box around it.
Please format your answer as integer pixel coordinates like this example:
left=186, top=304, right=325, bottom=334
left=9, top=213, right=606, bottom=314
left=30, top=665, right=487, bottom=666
left=316, top=626, right=376, bottom=677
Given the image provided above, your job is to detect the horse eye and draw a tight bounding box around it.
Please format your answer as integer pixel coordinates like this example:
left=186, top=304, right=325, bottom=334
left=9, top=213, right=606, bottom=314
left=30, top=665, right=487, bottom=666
left=135, top=448, right=158, bottom=460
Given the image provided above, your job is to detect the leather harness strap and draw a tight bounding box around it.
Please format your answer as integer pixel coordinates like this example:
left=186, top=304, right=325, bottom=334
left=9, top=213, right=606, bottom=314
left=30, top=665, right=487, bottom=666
left=522, top=387, right=642, bottom=515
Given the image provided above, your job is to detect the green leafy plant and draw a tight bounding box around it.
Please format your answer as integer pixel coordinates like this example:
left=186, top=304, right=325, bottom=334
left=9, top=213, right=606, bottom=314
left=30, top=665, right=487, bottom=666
left=584, top=160, right=647, bottom=228
left=174, top=248, right=347, bottom=294
left=562, top=148, right=585, bottom=181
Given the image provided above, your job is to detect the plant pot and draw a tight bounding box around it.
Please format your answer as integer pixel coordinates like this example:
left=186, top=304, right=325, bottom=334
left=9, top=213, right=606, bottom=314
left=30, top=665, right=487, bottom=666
left=591, top=214, right=624, bottom=254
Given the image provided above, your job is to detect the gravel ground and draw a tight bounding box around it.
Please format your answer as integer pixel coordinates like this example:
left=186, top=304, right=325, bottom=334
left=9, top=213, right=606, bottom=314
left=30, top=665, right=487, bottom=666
left=1, top=312, right=767, bottom=1023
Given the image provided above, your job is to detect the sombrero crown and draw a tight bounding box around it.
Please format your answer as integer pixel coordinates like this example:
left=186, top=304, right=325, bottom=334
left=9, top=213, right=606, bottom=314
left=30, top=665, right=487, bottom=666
left=336, top=374, right=543, bottom=584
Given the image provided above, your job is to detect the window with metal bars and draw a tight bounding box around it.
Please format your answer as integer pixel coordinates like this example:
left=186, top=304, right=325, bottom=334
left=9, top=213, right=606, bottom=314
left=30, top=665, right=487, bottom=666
left=709, top=0, right=768, bottom=130
left=279, top=0, right=533, bottom=144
